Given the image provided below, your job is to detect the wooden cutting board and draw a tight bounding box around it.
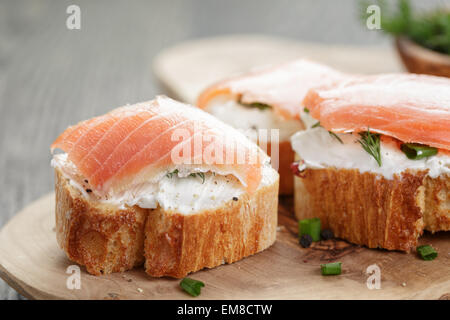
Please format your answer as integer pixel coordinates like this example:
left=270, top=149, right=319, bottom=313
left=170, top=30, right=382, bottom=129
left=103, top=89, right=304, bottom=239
left=0, top=35, right=448, bottom=299
left=152, top=34, right=403, bottom=104
left=0, top=193, right=448, bottom=300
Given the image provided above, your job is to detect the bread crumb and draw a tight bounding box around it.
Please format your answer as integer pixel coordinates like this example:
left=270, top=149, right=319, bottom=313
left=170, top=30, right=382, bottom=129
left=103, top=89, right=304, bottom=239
left=137, top=288, right=143, bottom=293
left=401, top=282, right=406, bottom=287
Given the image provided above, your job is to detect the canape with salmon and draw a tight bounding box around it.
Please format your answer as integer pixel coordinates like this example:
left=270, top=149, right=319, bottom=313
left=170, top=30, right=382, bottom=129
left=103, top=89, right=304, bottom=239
left=291, top=73, right=450, bottom=252
left=197, top=59, right=346, bottom=195
left=51, top=96, right=279, bottom=277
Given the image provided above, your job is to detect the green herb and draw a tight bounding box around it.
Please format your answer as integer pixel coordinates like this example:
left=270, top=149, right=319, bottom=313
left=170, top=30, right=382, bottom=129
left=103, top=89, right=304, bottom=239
left=310, top=121, right=343, bottom=144
left=358, top=129, right=382, bottom=167
left=189, top=172, right=206, bottom=183
left=166, top=169, right=179, bottom=178
left=303, top=107, right=310, bottom=113
left=417, top=245, right=438, bottom=261
left=242, top=102, right=272, bottom=111
left=401, top=143, right=438, bottom=160
left=360, top=0, right=450, bottom=55
left=328, top=131, right=343, bottom=144
left=321, top=262, right=342, bottom=275
left=298, top=217, right=321, bottom=242
left=167, top=170, right=205, bottom=183
left=180, top=277, right=205, bottom=297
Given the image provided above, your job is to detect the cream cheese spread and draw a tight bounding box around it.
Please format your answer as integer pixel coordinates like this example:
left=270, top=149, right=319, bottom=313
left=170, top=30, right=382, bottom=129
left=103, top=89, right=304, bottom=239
left=291, top=117, right=450, bottom=179
left=51, top=154, right=277, bottom=214
left=207, top=97, right=303, bottom=142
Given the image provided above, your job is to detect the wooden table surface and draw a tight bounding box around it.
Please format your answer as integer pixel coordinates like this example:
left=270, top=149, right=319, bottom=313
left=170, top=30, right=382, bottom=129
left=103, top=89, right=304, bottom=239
left=1, top=0, right=442, bottom=299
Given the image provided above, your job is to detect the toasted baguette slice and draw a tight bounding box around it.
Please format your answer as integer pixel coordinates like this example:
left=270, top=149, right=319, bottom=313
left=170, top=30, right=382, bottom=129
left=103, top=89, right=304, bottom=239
left=55, top=167, right=279, bottom=277
left=294, top=168, right=449, bottom=252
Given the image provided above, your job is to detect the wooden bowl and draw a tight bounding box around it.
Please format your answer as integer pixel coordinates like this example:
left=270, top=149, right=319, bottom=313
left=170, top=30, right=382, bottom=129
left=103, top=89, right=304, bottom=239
left=395, top=36, right=450, bottom=77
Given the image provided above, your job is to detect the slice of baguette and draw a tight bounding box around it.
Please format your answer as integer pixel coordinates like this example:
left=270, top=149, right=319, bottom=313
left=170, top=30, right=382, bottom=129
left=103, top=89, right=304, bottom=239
left=294, top=167, right=449, bottom=252
left=145, top=176, right=278, bottom=278
left=55, top=167, right=279, bottom=277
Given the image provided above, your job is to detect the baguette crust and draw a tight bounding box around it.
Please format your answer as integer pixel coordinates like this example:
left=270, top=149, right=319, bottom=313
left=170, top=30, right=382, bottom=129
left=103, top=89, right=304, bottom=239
left=294, top=168, right=449, bottom=252
left=423, top=175, right=450, bottom=232
left=55, top=167, right=279, bottom=277
left=144, top=179, right=278, bottom=278
left=55, top=169, right=146, bottom=275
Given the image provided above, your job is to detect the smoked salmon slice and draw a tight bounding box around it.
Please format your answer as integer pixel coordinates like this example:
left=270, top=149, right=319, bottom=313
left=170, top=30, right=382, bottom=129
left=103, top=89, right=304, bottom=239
left=51, top=96, right=268, bottom=195
left=303, top=73, right=450, bottom=151
left=197, top=59, right=346, bottom=119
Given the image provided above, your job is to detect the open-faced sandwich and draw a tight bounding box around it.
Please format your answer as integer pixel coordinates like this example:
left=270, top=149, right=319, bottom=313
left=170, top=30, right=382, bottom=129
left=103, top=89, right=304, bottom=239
left=291, top=73, right=450, bottom=252
left=50, top=96, right=279, bottom=277
left=197, top=59, right=345, bottom=195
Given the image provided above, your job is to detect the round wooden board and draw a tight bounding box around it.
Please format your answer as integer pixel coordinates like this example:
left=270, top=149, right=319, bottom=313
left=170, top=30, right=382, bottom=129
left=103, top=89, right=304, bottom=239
left=0, top=193, right=448, bottom=300
left=1, top=36, right=448, bottom=299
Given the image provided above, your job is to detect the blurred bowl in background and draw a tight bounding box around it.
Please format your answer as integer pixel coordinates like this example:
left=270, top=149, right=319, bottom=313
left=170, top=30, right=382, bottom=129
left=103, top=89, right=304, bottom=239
left=396, top=36, right=450, bottom=78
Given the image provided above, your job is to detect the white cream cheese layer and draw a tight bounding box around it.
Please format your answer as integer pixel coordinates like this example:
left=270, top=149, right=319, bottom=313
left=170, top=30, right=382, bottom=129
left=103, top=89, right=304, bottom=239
left=206, top=97, right=303, bottom=142
left=291, top=126, right=450, bottom=179
left=51, top=154, right=277, bottom=214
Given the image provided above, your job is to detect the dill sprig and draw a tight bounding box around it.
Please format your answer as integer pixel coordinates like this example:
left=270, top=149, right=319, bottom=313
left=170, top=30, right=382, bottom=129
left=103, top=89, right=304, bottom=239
left=166, top=169, right=205, bottom=183
left=166, top=169, right=179, bottom=178
left=358, top=129, right=382, bottom=166
left=328, top=131, right=343, bottom=144
left=189, top=172, right=206, bottom=184
left=311, top=121, right=343, bottom=144
left=360, top=0, right=450, bottom=55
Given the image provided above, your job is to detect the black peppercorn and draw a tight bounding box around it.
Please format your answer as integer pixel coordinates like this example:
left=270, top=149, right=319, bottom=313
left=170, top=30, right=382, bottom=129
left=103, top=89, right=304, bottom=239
left=299, top=234, right=313, bottom=248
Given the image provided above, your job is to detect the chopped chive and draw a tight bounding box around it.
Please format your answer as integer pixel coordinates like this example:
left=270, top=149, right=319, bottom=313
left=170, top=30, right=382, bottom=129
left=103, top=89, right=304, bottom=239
left=303, top=107, right=309, bottom=113
left=242, top=102, right=272, bottom=110
left=180, top=277, right=205, bottom=297
left=298, top=217, right=321, bottom=242
left=401, top=143, right=438, bottom=160
left=311, top=121, right=321, bottom=128
left=321, top=262, right=342, bottom=275
left=416, top=245, right=438, bottom=261
left=358, top=128, right=382, bottom=167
